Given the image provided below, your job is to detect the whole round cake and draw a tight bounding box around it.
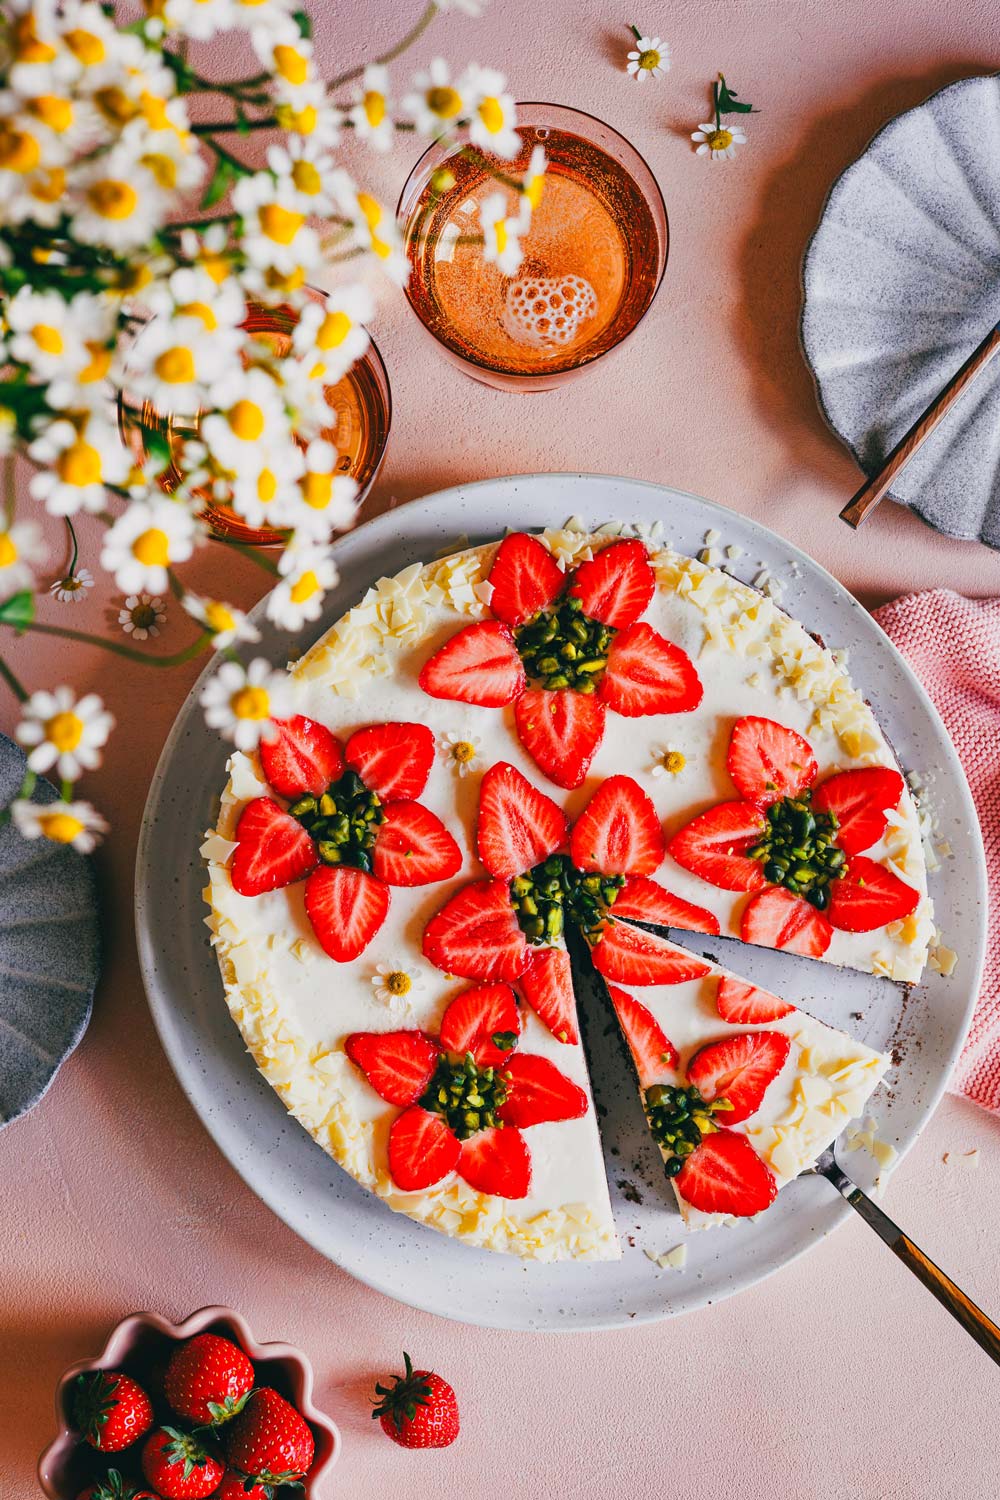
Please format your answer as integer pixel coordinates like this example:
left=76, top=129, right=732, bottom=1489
left=203, top=523, right=932, bottom=1260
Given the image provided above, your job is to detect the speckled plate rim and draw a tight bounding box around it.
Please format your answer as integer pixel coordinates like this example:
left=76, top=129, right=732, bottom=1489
left=800, top=72, right=1000, bottom=549
left=135, top=473, right=986, bottom=1332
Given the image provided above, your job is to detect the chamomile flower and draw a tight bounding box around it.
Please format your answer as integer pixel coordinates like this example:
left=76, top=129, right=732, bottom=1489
left=351, top=191, right=409, bottom=284
left=100, top=496, right=198, bottom=594
left=118, top=593, right=166, bottom=641
left=201, top=367, right=291, bottom=474
left=234, top=170, right=322, bottom=277
left=183, top=592, right=260, bottom=650
left=441, top=729, right=482, bottom=777
left=179, top=222, right=233, bottom=289
left=158, top=0, right=239, bottom=41
left=293, top=439, right=360, bottom=539
left=50, top=566, right=94, bottom=604
left=56, top=2, right=138, bottom=91
left=6, top=288, right=109, bottom=380
left=29, top=415, right=132, bottom=517
left=199, top=656, right=292, bottom=751
left=291, top=284, right=374, bottom=384
left=229, top=0, right=301, bottom=34
left=129, top=313, right=238, bottom=417
left=0, top=518, right=47, bottom=594
left=16, top=686, right=114, bottom=781
left=11, top=797, right=108, bottom=853
left=520, top=144, right=547, bottom=218
left=691, top=121, right=747, bottom=160
left=460, top=65, right=519, bottom=159
left=148, top=265, right=247, bottom=335
left=266, top=539, right=338, bottom=630
left=371, top=961, right=425, bottom=1014
left=650, top=742, right=688, bottom=779
left=5, top=160, right=71, bottom=227
left=122, top=112, right=205, bottom=196
left=267, top=136, right=339, bottom=214
left=626, top=34, right=670, bottom=82
left=273, top=86, right=342, bottom=148
left=402, top=57, right=467, bottom=137
left=349, top=63, right=394, bottom=152
left=257, top=30, right=316, bottom=102
left=229, top=442, right=306, bottom=530
left=46, top=337, right=118, bottom=412
left=0, top=113, right=63, bottom=201
left=71, top=148, right=168, bottom=251
left=480, top=192, right=524, bottom=276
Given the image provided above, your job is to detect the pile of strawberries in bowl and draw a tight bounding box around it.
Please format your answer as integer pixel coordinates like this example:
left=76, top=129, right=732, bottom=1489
left=38, top=1308, right=339, bottom=1500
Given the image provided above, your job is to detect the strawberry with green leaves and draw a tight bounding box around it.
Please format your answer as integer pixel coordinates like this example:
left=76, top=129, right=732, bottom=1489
left=419, top=532, right=703, bottom=789
left=141, top=1427, right=225, bottom=1499
left=372, top=1353, right=459, bottom=1449
left=76, top=1472, right=158, bottom=1500
left=223, top=1388, right=315, bottom=1489
left=164, top=1332, right=255, bottom=1427
left=72, top=1371, right=153, bottom=1453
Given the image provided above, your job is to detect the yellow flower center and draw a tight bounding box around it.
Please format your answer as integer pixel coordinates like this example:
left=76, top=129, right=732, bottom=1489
left=58, top=441, right=101, bottom=487
left=93, top=87, right=139, bottom=127
left=259, top=202, right=306, bottom=246
left=264, top=265, right=306, bottom=294
left=526, top=174, right=545, bottom=210
left=204, top=601, right=236, bottom=635
left=638, top=48, right=660, bottom=70
left=427, top=85, right=462, bottom=120
left=39, top=810, right=85, bottom=844
left=139, top=92, right=173, bottom=132
left=11, top=15, right=57, bottom=63
left=141, top=151, right=178, bottom=190
left=178, top=301, right=218, bottom=332
left=32, top=323, right=63, bottom=355
left=273, top=44, right=309, bottom=86
left=231, top=685, right=270, bottom=721
left=131, top=527, right=170, bottom=567
left=0, top=126, right=40, bottom=174
left=65, top=27, right=106, bottom=65
left=228, top=399, right=265, bottom=441
left=31, top=166, right=66, bottom=203
left=257, top=468, right=277, bottom=502
left=495, top=219, right=508, bottom=254
left=363, top=90, right=385, bottom=128
left=88, top=178, right=138, bottom=221
left=0, top=533, right=17, bottom=567
left=291, top=158, right=322, bottom=196
left=154, top=346, right=196, bottom=384
left=303, top=471, right=332, bottom=508
left=289, top=570, right=320, bottom=604
left=316, top=310, right=351, bottom=350
left=478, top=96, right=505, bottom=134
left=451, top=740, right=477, bottom=764
left=27, top=95, right=73, bottom=132
left=199, top=253, right=229, bottom=286
left=661, top=749, right=686, bottom=774
left=46, top=711, right=84, bottom=752
left=275, top=102, right=318, bottom=136
left=357, top=192, right=382, bottom=231
left=385, top=970, right=412, bottom=996
left=707, top=128, right=733, bottom=151
left=79, top=343, right=112, bottom=384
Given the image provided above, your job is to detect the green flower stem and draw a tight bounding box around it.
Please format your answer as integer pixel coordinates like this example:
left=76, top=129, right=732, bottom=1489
left=714, top=76, right=722, bottom=131
left=221, top=539, right=281, bottom=577
left=629, top=23, right=643, bottom=41
left=328, top=1, right=439, bottom=92
left=5, top=619, right=214, bottom=667
left=0, top=654, right=28, bottom=703
left=454, top=144, right=524, bottom=194
left=3, top=453, right=14, bottom=528
left=64, top=516, right=79, bottom=577
left=191, top=118, right=278, bottom=135
left=199, top=136, right=253, bottom=176
left=158, top=214, right=240, bottom=237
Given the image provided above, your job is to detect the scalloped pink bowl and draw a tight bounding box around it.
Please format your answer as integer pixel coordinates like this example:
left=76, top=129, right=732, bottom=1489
left=37, top=1306, right=341, bottom=1499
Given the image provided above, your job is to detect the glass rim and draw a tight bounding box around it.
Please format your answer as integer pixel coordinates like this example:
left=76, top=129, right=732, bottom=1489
left=395, top=100, right=669, bottom=382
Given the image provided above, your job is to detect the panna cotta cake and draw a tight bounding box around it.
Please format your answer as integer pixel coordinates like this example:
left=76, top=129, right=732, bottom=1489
left=202, top=522, right=931, bottom=1260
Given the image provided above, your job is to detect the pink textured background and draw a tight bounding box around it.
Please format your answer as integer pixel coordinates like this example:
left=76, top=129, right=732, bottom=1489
left=5, top=3, right=1000, bottom=1496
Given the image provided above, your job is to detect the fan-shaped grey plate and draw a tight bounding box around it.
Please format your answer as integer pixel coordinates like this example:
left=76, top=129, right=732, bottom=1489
left=0, top=733, right=100, bottom=1128
left=802, top=74, right=1000, bottom=547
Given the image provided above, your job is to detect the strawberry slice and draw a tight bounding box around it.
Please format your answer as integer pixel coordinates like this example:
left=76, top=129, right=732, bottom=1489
left=599, top=623, right=704, bottom=718
left=570, top=775, right=665, bottom=876
left=344, top=1030, right=439, bottom=1105
left=517, top=945, right=578, bottom=1044
left=593, top=921, right=713, bottom=986
left=343, top=722, right=435, bottom=801
left=687, top=1030, right=791, bottom=1124
left=438, top=982, right=521, bottom=1067
left=458, top=1125, right=531, bottom=1198
left=740, top=886, right=832, bottom=956
left=567, top=539, right=655, bottom=628
left=388, top=1105, right=460, bottom=1191
left=419, top=621, right=525, bottom=707
left=726, top=716, right=818, bottom=806
left=373, top=801, right=463, bottom=887
left=231, top=797, right=318, bottom=896
left=826, top=854, right=920, bottom=932
left=715, top=976, right=794, bottom=1025
left=304, top=865, right=390, bottom=960
left=487, top=531, right=565, bottom=626
left=259, top=715, right=344, bottom=798
left=675, top=1131, right=777, bottom=1217
left=612, top=874, right=720, bottom=935
left=812, top=766, right=905, bottom=855
left=423, top=879, right=529, bottom=981
left=476, top=761, right=567, bottom=879
left=514, top=688, right=605, bottom=790
left=498, top=1054, right=588, bottom=1128
left=667, top=801, right=768, bottom=892
left=608, top=986, right=679, bottom=1085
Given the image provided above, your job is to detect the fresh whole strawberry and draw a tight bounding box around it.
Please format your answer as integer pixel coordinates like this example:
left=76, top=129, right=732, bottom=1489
left=372, top=1352, right=459, bottom=1449
left=164, top=1332, right=255, bottom=1427
left=141, top=1426, right=225, bottom=1499
left=217, top=1472, right=269, bottom=1500
left=223, top=1388, right=315, bottom=1488
left=72, top=1371, right=153, bottom=1453
left=75, top=1472, right=158, bottom=1500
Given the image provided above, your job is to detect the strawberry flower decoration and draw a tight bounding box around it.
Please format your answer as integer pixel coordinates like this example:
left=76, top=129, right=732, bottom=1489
left=419, top=533, right=703, bottom=788
left=230, top=716, right=462, bottom=961
left=423, top=761, right=720, bottom=1045
left=345, top=981, right=589, bottom=1197
left=668, top=716, right=919, bottom=957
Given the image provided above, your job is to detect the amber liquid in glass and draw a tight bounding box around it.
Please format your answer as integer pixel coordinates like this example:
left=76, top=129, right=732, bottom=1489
left=404, top=129, right=663, bottom=378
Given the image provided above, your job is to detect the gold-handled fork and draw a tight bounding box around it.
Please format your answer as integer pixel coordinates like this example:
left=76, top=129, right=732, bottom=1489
left=810, top=1144, right=1000, bottom=1365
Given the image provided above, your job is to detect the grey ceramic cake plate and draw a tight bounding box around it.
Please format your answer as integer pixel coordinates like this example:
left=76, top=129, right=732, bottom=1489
left=0, top=732, right=100, bottom=1128
left=135, top=474, right=985, bottom=1332
left=802, top=74, right=1000, bottom=547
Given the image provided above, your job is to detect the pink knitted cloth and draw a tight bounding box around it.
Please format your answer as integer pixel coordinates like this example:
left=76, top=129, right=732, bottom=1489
left=873, top=589, right=1000, bottom=1112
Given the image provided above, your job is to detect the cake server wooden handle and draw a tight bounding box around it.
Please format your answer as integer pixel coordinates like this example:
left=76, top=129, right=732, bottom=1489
left=840, top=321, right=1000, bottom=530
left=816, top=1152, right=1000, bottom=1365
